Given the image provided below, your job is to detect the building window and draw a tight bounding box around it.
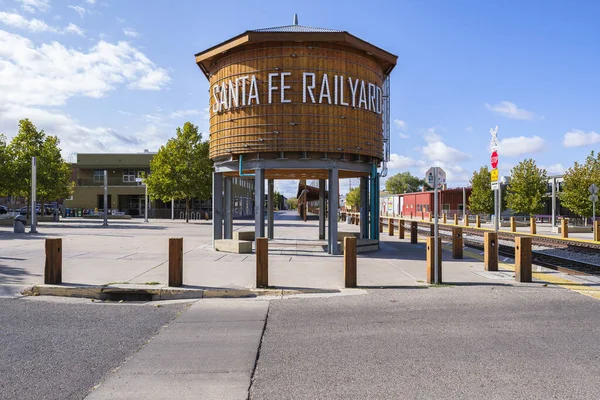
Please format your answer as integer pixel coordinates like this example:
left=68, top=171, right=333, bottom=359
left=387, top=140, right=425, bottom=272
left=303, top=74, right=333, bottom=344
left=443, top=204, right=450, bottom=211
left=123, top=169, right=136, bottom=182
left=93, top=170, right=104, bottom=182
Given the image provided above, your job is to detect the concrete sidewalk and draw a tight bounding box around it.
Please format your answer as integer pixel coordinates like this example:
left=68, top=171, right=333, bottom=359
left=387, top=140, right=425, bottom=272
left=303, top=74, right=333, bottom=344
left=85, top=299, right=269, bottom=400
left=1, top=211, right=599, bottom=301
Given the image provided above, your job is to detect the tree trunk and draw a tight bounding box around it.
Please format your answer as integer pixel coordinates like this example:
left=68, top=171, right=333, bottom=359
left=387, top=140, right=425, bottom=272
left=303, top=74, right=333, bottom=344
left=185, top=197, right=189, bottom=223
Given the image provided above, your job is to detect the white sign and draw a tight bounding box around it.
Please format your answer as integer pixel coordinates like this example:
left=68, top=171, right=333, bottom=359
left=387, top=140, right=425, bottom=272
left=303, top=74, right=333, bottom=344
left=490, top=125, right=499, bottom=152
left=211, top=72, right=383, bottom=115
left=491, top=181, right=499, bottom=190
left=425, top=167, right=446, bottom=189
left=589, top=184, right=598, bottom=194
left=590, top=194, right=598, bottom=202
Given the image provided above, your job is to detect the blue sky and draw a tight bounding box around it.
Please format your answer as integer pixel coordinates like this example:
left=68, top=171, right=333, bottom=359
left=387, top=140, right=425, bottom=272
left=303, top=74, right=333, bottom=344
left=1, top=0, right=599, bottom=197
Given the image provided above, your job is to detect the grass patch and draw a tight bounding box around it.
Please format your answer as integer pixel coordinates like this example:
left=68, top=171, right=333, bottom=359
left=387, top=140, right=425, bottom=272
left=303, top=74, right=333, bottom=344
left=102, top=281, right=129, bottom=287
left=144, top=281, right=161, bottom=285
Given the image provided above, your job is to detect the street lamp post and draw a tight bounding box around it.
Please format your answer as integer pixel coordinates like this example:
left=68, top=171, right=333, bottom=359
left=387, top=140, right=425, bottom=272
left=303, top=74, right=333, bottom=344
left=135, top=177, right=149, bottom=223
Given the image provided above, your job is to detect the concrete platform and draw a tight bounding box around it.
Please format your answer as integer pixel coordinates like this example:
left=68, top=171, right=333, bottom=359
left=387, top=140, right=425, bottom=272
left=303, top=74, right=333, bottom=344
left=214, top=239, right=252, bottom=253
left=233, top=231, right=255, bottom=241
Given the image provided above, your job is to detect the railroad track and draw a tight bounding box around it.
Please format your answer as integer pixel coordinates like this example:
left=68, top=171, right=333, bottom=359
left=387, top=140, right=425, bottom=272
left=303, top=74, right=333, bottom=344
left=409, top=221, right=600, bottom=276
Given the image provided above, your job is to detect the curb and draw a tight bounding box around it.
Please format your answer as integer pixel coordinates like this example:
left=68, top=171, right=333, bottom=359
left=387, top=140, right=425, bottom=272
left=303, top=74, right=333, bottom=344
left=22, top=284, right=348, bottom=301
left=0, top=284, right=34, bottom=298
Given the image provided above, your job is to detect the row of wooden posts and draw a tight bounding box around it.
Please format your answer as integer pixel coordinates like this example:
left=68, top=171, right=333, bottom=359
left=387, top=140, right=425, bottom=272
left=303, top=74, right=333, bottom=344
left=347, top=212, right=600, bottom=241
left=43, top=226, right=533, bottom=290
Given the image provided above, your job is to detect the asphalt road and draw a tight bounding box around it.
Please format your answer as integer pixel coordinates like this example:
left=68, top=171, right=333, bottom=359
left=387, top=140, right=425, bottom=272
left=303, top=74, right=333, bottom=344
left=250, top=285, right=600, bottom=400
left=0, top=296, right=188, bottom=400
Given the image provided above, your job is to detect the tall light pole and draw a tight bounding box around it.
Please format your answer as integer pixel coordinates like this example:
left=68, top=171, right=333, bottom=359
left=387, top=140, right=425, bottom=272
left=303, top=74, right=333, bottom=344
left=433, top=166, right=440, bottom=284
left=144, top=183, right=148, bottom=223
left=103, top=170, right=108, bottom=226
left=30, top=157, right=37, bottom=233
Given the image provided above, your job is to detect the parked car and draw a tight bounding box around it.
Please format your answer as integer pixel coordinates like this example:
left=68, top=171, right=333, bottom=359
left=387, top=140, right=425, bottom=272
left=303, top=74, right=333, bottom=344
left=19, top=206, right=42, bottom=216
left=0, top=205, right=8, bottom=214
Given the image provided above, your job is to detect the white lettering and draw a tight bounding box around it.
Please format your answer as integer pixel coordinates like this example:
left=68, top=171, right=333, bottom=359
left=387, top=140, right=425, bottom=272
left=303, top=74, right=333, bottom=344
left=319, top=73, right=332, bottom=104
left=368, top=83, right=375, bottom=112
left=238, top=76, right=248, bottom=106
left=358, top=80, right=367, bottom=110
left=220, top=81, right=228, bottom=110
left=303, top=72, right=316, bottom=103
left=229, top=80, right=239, bottom=108
left=280, top=72, right=291, bottom=103
left=339, top=75, right=348, bottom=106
left=212, top=85, right=220, bottom=113
left=376, top=86, right=382, bottom=114
left=334, top=75, right=338, bottom=105
left=348, top=78, right=359, bottom=107
left=268, top=73, right=278, bottom=104
left=248, top=75, right=260, bottom=105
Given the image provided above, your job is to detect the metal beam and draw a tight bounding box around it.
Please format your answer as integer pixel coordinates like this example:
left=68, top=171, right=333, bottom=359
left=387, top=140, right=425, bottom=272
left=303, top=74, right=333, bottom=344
left=360, top=176, right=368, bottom=239
left=267, top=179, right=274, bottom=239
left=214, top=158, right=372, bottom=175
left=328, top=168, right=339, bottom=255
left=255, top=169, right=265, bottom=238
left=224, top=176, right=233, bottom=239
left=319, top=179, right=326, bottom=240
left=212, top=172, right=223, bottom=247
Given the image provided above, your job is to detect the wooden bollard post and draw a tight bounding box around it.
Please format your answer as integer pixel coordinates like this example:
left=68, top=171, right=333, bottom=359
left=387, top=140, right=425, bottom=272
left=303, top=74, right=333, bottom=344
left=410, top=221, right=418, bottom=244
left=464, top=215, right=469, bottom=227
left=515, top=236, right=532, bottom=283
left=530, top=217, right=536, bottom=235
left=594, top=221, right=600, bottom=242
left=398, top=219, right=405, bottom=239
left=344, top=237, right=357, bottom=288
left=169, top=238, right=183, bottom=287
left=442, top=213, right=447, bottom=224
left=421, top=211, right=424, bottom=221
left=561, top=219, right=569, bottom=239
left=379, top=218, right=384, bottom=233
left=452, top=227, right=463, bottom=259
left=256, top=237, right=269, bottom=288
left=355, top=214, right=359, bottom=225
left=428, top=213, right=432, bottom=222
left=484, top=232, right=498, bottom=271
left=510, top=217, right=516, bottom=232
left=426, top=237, right=442, bottom=284
left=454, top=214, right=458, bottom=225
left=410, top=212, right=413, bottom=219
left=429, top=223, right=435, bottom=237
left=476, top=215, right=481, bottom=228
left=44, top=238, right=62, bottom=284
left=388, top=218, right=394, bottom=236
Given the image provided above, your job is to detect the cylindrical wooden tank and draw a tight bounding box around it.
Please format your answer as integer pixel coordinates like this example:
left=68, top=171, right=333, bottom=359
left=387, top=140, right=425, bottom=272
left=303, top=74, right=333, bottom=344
left=197, top=31, right=396, bottom=166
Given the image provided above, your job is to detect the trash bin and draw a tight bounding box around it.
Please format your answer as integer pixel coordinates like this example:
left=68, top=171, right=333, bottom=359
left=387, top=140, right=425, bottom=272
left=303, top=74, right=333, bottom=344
left=53, top=209, right=60, bottom=222
left=13, top=215, right=26, bottom=233
left=346, top=215, right=351, bottom=224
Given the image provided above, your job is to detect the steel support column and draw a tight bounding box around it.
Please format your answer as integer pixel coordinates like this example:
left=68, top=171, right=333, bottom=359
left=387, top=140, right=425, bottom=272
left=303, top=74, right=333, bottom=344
left=319, top=179, right=326, bottom=240
left=212, top=172, right=223, bottom=248
left=267, top=179, right=274, bottom=239
left=255, top=169, right=265, bottom=238
left=328, top=168, right=339, bottom=255
left=360, top=176, right=368, bottom=239
left=224, top=176, right=233, bottom=239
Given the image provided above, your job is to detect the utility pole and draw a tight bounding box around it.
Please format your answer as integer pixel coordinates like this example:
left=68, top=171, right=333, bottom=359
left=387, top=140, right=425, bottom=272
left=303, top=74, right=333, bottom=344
left=433, top=167, right=440, bottom=284
left=30, top=157, right=37, bottom=234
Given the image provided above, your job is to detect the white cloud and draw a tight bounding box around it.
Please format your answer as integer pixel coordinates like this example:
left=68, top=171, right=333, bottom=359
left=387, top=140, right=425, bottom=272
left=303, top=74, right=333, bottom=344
left=86, top=0, right=96, bottom=4
left=543, top=163, right=566, bottom=176
left=465, top=126, right=473, bottom=133
left=484, top=101, right=540, bottom=120
left=387, top=154, right=425, bottom=169
left=22, top=5, right=36, bottom=13
left=68, top=5, right=86, bottom=17
left=421, top=140, right=469, bottom=164
left=169, top=109, right=201, bottom=118
left=116, top=17, right=126, bottom=23
left=399, top=133, right=410, bottom=139
left=563, top=129, right=600, bottom=148
left=497, top=135, right=545, bottom=156
left=65, top=22, right=84, bottom=36
left=423, top=127, right=442, bottom=144
left=0, top=11, right=58, bottom=33
left=17, top=0, right=50, bottom=13
left=123, top=27, right=139, bottom=38
left=393, top=119, right=406, bottom=131
left=0, top=30, right=170, bottom=107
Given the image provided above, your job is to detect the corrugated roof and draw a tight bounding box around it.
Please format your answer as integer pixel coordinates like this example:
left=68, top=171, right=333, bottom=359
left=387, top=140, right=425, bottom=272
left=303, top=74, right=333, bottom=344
left=250, top=24, right=343, bottom=33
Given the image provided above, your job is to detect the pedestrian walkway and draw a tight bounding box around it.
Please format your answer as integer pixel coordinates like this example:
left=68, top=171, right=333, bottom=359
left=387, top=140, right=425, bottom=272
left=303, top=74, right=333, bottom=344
left=0, top=212, right=598, bottom=301
left=85, top=300, right=268, bottom=400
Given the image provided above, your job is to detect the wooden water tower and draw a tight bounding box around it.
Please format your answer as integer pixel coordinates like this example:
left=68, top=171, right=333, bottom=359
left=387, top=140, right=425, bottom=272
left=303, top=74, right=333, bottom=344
left=196, top=16, right=397, bottom=253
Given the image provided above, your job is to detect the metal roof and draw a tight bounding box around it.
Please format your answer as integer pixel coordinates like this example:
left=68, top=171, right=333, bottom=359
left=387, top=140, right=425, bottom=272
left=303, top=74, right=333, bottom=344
left=251, top=14, right=342, bottom=33
left=251, top=24, right=343, bottom=33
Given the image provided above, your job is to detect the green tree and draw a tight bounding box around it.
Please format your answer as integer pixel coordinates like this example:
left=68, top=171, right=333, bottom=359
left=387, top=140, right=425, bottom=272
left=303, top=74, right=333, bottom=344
left=273, top=191, right=283, bottom=210
left=0, top=134, right=10, bottom=197
left=146, top=122, right=212, bottom=222
left=385, top=171, right=428, bottom=194
left=506, top=159, right=548, bottom=216
left=7, top=119, right=73, bottom=218
left=468, top=166, right=494, bottom=214
left=560, top=151, right=600, bottom=218
left=345, top=187, right=360, bottom=210
left=286, top=197, right=298, bottom=210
